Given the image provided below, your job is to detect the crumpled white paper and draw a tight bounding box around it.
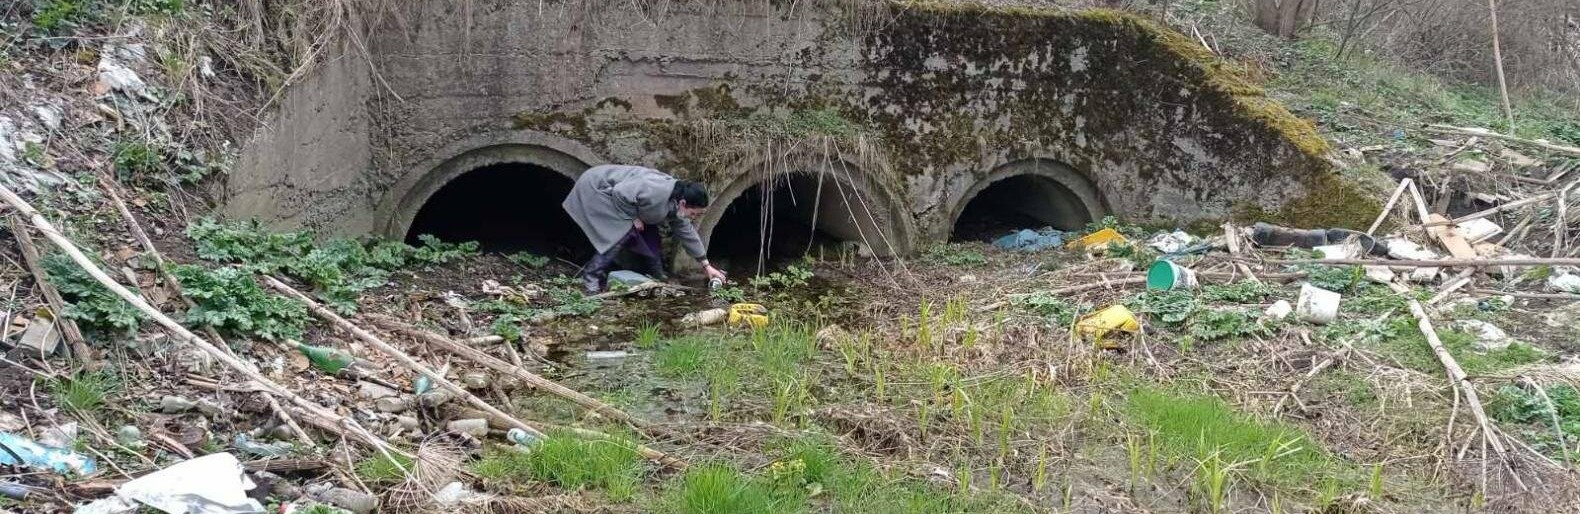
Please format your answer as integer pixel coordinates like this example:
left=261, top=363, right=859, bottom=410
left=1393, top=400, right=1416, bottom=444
left=76, top=453, right=265, bottom=514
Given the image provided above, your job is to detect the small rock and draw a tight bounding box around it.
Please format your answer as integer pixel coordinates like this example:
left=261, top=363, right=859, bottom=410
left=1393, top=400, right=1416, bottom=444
left=1453, top=319, right=1511, bottom=352
left=395, top=416, right=420, bottom=433
left=358, top=382, right=398, bottom=400
left=447, top=418, right=490, bottom=438
left=375, top=396, right=411, bottom=413
left=1550, top=273, right=1580, bottom=294
left=316, top=487, right=378, bottom=514
left=1501, top=149, right=1540, bottom=167
left=1408, top=267, right=1439, bottom=283
left=418, top=390, right=454, bottom=408
left=159, top=395, right=196, bottom=413
left=460, top=372, right=491, bottom=390
left=1263, top=300, right=1293, bottom=320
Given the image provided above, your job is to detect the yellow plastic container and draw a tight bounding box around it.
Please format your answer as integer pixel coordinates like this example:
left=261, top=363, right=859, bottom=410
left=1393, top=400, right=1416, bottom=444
left=728, top=303, right=770, bottom=329
left=1068, top=228, right=1128, bottom=251
left=1076, top=305, right=1140, bottom=342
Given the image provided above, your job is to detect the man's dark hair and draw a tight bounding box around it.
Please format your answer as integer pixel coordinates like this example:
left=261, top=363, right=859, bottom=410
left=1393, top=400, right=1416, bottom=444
left=671, top=180, right=709, bottom=207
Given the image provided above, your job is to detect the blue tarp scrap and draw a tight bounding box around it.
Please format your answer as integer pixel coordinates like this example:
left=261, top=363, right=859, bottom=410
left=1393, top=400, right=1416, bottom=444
left=992, top=229, right=1065, bottom=252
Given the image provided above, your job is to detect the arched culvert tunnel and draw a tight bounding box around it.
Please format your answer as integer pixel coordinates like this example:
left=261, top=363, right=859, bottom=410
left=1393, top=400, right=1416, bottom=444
left=707, top=171, right=892, bottom=275
left=404, top=162, right=592, bottom=259
left=950, top=160, right=1107, bottom=242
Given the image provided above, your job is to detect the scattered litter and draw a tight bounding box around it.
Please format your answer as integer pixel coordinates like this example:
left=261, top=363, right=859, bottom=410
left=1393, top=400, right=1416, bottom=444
left=1457, top=218, right=1503, bottom=242
left=116, top=425, right=145, bottom=449
left=609, top=270, right=653, bottom=286
left=1549, top=273, right=1580, bottom=294
left=31, top=104, right=62, bottom=131
left=680, top=308, right=728, bottom=327
left=506, top=428, right=540, bottom=447
left=295, top=342, right=356, bottom=374
left=160, top=395, right=196, bottom=413
left=96, top=54, right=148, bottom=96
left=1296, top=284, right=1341, bottom=324
left=1076, top=305, right=1140, bottom=345
left=433, top=482, right=486, bottom=508
left=447, top=418, right=489, bottom=438
left=1067, top=228, right=1126, bottom=252
left=16, top=316, right=60, bottom=355
left=1264, top=300, right=1293, bottom=320
left=232, top=434, right=293, bottom=458
left=460, top=372, right=491, bottom=390
left=992, top=228, right=1065, bottom=252
left=358, top=382, right=398, bottom=400
left=1146, top=230, right=1197, bottom=254
left=0, top=432, right=95, bottom=475
left=0, top=481, right=33, bottom=500
left=1363, top=265, right=1396, bottom=283
left=1251, top=223, right=1377, bottom=254
left=1383, top=238, right=1439, bottom=260
left=1453, top=320, right=1511, bottom=352
left=76, top=453, right=262, bottom=514
left=585, top=351, right=629, bottom=360
left=38, top=422, right=78, bottom=448
left=375, top=397, right=411, bottom=413
left=1145, top=260, right=1197, bottom=291
left=728, top=303, right=770, bottom=329
left=1315, top=242, right=1362, bottom=260
left=1449, top=159, right=1490, bottom=174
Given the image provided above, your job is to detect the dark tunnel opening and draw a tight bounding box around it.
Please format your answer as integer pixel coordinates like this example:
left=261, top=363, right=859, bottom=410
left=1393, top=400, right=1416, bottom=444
left=405, top=162, right=592, bottom=260
left=709, top=172, right=878, bottom=275
left=951, top=174, right=1093, bottom=242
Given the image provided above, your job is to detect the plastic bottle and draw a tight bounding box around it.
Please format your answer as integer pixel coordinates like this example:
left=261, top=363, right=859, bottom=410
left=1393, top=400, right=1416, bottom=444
left=294, top=342, right=355, bottom=374
left=708, top=277, right=725, bottom=291
left=506, top=428, right=539, bottom=447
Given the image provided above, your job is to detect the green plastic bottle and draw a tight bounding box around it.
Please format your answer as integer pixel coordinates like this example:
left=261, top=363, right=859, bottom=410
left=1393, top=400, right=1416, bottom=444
left=295, top=342, right=356, bottom=375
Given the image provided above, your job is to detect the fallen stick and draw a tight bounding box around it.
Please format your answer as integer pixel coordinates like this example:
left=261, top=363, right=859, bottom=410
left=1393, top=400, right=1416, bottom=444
left=1274, top=346, right=1349, bottom=414
left=1556, top=181, right=1577, bottom=257
left=1367, top=178, right=1413, bottom=236
left=1256, top=256, right=1580, bottom=267
left=1420, top=192, right=1558, bottom=227
left=99, top=176, right=238, bottom=359
left=262, top=275, right=548, bottom=441
left=1401, top=289, right=1525, bottom=490
left=1426, top=124, right=1580, bottom=157
left=1222, top=223, right=1261, bottom=284
left=6, top=215, right=92, bottom=361
left=368, top=315, right=647, bottom=428
left=1471, top=289, right=1580, bottom=300
left=0, top=184, right=396, bottom=454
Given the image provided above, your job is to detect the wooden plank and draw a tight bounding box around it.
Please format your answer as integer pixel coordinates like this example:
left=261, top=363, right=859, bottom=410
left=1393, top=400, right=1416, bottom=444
left=1427, top=214, right=1479, bottom=259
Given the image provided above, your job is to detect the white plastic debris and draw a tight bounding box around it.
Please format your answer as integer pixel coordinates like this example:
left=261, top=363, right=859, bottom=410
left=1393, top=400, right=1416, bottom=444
left=1453, top=320, right=1511, bottom=352
left=1295, top=284, right=1341, bottom=324
left=1549, top=273, right=1580, bottom=294
left=96, top=57, right=147, bottom=95
left=1315, top=243, right=1361, bottom=260
left=1263, top=300, right=1293, bottom=320
left=585, top=350, right=630, bottom=360
left=32, top=104, right=62, bottom=131
left=1363, top=265, right=1396, bottom=284
left=1146, top=230, right=1196, bottom=254
left=1384, top=239, right=1438, bottom=260
left=1457, top=218, right=1503, bottom=243
left=680, top=308, right=728, bottom=327
left=433, top=482, right=486, bottom=508
left=75, top=453, right=264, bottom=514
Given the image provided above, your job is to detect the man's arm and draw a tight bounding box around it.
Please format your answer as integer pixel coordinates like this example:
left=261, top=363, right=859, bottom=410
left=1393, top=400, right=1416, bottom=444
left=669, top=214, right=707, bottom=262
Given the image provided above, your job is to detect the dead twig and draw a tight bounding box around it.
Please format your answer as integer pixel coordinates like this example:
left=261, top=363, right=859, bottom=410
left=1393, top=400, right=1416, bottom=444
left=6, top=215, right=91, bottom=362
left=0, top=183, right=399, bottom=455
left=1426, top=124, right=1580, bottom=157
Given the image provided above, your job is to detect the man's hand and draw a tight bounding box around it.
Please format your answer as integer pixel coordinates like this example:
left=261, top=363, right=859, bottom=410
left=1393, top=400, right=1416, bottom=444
left=704, top=264, right=727, bottom=283
left=633, top=218, right=645, bottom=232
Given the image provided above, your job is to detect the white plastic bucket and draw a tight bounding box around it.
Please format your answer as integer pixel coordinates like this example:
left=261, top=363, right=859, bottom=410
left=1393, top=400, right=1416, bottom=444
left=1295, top=284, right=1341, bottom=324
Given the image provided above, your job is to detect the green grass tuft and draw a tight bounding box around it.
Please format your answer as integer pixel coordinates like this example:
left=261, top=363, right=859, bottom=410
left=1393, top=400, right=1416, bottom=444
left=49, top=371, right=117, bottom=413
left=472, top=433, right=644, bottom=501
left=355, top=452, right=414, bottom=484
